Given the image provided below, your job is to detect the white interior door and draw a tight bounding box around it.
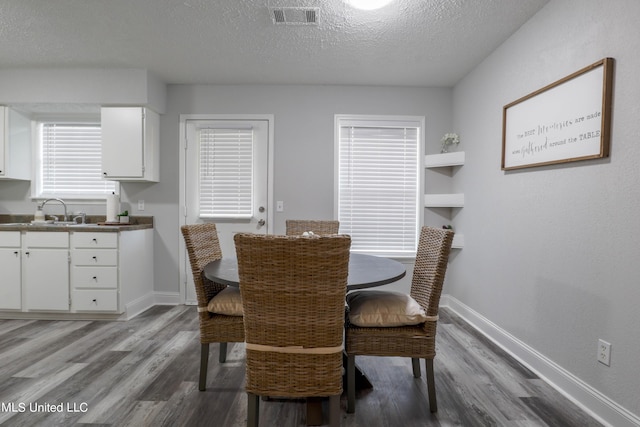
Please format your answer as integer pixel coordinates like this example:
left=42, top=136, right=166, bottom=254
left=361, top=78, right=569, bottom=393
left=182, top=116, right=272, bottom=303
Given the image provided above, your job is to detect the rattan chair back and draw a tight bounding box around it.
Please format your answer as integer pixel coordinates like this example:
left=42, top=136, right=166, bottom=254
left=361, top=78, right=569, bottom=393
left=410, top=226, right=454, bottom=317
left=235, top=233, right=350, bottom=426
left=285, top=219, right=340, bottom=236
left=181, top=223, right=225, bottom=307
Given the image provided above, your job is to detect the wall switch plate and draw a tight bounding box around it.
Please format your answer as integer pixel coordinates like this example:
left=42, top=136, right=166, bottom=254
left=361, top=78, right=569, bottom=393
left=597, top=339, right=611, bottom=366
left=276, top=200, right=284, bottom=212
left=138, top=200, right=145, bottom=211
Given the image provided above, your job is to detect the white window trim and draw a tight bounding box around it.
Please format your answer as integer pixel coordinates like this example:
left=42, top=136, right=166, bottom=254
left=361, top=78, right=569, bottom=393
left=334, top=114, right=425, bottom=259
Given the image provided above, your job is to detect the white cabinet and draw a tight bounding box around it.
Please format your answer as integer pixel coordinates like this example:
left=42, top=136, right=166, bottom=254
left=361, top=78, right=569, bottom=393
left=71, top=232, right=119, bottom=313
left=0, top=228, right=153, bottom=319
left=101, top=107, right=159, bottom=182
left=23, top=232, right=70, bottom=311
left=0, top=106, right=31, bottom=180
left=424, top=151, right=465, bottom=249
left=0, top=231, right=22, bottom=310
left=70, top=230, right=153, bottom=315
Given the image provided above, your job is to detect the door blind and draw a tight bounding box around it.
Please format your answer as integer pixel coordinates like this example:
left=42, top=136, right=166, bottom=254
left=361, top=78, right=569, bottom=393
left=338, top=122, right=419, bottom=256
left=41, top=123, right=116, bottom=197
left=199, top=128, right=253, bottom=218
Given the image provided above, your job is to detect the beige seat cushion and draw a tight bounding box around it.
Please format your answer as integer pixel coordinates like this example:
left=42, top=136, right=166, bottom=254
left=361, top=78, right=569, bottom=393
left=207, top=286, right=243, bottom=316
left=346, top=290, right=427, bottom=327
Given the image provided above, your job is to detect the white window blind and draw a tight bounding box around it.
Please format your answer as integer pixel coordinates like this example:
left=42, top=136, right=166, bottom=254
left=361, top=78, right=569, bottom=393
left=39, top=122, right=116, bottom=197
left=199, top=127, right=253, bottom=218
left=337, top=118, right=420, bottom=257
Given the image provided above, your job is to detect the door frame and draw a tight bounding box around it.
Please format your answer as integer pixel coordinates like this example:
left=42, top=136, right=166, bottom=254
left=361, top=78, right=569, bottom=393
left=178, top=114, right=275, bottom=304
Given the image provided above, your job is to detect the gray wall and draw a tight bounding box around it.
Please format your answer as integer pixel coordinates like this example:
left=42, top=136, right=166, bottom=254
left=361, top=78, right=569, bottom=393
left=156, top=84, right=452, bottom=295
left=451, top=0, right=640, bottom=418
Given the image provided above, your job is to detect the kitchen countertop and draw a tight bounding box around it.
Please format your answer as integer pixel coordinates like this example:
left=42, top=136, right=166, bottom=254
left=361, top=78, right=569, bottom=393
left=0, top=215, right=153, bottom=232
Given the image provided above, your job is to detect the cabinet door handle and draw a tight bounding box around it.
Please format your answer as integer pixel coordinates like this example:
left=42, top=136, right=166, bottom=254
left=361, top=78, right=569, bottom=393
left=25, top=251, right=30, bottom=257
left=92, top=256, right=98, bottom=262
left=92, top=238, right=98, bottom=244
left=92, top=276, right=98, bottom=281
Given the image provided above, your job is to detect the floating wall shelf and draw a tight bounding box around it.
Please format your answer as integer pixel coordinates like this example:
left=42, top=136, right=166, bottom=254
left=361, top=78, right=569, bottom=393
left=424, top=193, right=464, bottom=208
left=451, top=233, right=464, bottom=249
left=425, top=151, right=465, bottom=168
left=424, top=151, right=465, bottom=249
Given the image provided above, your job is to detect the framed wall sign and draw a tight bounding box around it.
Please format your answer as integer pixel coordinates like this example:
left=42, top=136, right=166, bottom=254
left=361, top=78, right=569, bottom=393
left=502, top=58, right=614, bottom=171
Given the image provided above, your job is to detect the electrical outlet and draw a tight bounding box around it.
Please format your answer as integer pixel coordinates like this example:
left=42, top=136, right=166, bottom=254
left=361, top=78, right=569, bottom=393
left=138, top=200, right=145, bottom=211
left=276, top=200, right=284, bottom=212
left=597, top=339, right=611, bottom=366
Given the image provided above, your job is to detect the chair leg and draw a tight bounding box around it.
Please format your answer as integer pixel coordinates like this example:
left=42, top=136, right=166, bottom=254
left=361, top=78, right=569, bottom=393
left=411, top=357, right=421, bottom=378
left=307, top=397, right=323, bottom=426
left=247, top=392, right=260, bottom=427
left=347, top=354, right=356, bottom=413
left=219, top=342, right=228, bottom=363
left=329, top=394, right=340, bottom=427
left=425, top=358, right=437, bottom=413
left=199, top=343, right=209, bottom=391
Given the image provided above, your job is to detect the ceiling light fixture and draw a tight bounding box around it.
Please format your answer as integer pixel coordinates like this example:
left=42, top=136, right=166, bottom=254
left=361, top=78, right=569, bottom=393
left=346, top=0, right=394, bottom=11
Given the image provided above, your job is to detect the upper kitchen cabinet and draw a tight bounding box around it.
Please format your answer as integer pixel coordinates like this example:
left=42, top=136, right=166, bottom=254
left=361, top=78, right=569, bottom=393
left=0, top=106, right=31, bottom=180
left=101, top=107, right=159, bottom=182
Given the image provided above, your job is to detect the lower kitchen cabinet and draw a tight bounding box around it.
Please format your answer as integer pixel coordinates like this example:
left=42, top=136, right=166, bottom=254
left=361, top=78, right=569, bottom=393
left=71, top=231, right=119, bottom=313
left=0, top=231, right=22, bottom=310
left=23, top=232, right=70, bottom=311
left=0, top=228, right=153, bottom=319
left=69, top=229, right=153, bottom=315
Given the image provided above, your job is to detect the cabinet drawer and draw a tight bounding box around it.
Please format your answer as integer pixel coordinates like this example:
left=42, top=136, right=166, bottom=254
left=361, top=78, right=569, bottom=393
left=72, top=289, right=119, bottom=312
left=72, top=249, right=118, bottom=266
left=71, top=232, right=118, bottom=249
left=25, top=232, right=69, bottom=248
left=0, top=231, right=21, bottom=247
left=71, top=266, right=117, bottom=289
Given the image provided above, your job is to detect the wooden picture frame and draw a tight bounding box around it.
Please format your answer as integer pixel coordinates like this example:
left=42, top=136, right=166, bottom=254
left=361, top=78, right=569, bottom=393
left=502, top=58, right=614, bottom=171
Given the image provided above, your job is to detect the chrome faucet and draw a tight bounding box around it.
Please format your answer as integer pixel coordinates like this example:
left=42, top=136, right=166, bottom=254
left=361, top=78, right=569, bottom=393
left=39, top=198, right=68, bottom=222
left=73, top=212, right=87, bottom=224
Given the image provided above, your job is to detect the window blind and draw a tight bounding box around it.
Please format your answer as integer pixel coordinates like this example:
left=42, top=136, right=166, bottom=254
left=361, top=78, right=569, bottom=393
left=338, top=120, right=420, bottom=256
left=40, top=123, right=116, bottom=197
left=199, top=128, right=253, bottom=218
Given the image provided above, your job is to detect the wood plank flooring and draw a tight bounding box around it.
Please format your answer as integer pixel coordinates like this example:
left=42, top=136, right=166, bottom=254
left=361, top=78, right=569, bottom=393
left=0, top=305, right=602, bottom=426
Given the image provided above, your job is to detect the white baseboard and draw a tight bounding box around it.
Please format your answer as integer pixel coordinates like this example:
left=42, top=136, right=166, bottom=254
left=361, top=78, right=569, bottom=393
left=153, top=292, right=182, bottom=306
left=441, top=294, right=640, bottom=427
left=124, top=292, right=157, bottom=320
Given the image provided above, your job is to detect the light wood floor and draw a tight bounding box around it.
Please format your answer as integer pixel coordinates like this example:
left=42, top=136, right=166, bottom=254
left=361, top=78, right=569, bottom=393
left=0, top=305, right=602, bottom=426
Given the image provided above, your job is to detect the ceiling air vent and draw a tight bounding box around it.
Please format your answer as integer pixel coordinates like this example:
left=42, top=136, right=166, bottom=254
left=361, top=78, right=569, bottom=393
left=269, top=7, right=319, bottom=25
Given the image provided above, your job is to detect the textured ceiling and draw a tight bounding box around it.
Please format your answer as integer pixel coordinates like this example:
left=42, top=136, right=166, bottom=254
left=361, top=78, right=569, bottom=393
left=0, top=0, right=549, bottom=87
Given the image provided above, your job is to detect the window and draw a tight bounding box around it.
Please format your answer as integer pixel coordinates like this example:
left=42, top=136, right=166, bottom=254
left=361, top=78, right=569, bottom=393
left=35, top=121, right=116, bottom=199
left=335, top=115, right=423, bottom=257
left=198, top=127, right=253, bottom=218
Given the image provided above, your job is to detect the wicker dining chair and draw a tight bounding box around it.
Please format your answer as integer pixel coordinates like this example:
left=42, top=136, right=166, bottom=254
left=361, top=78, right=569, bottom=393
left=234, top=233, right=351, bottom=427
left=181, top=223, right=245, bottom=391
left=285, top=219, right=340, bottom=236
left=345, top=226, right=454, bottom=414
